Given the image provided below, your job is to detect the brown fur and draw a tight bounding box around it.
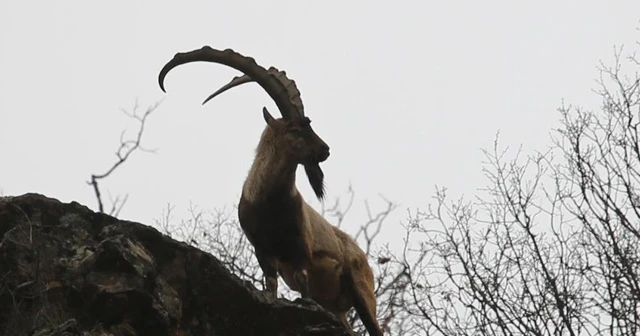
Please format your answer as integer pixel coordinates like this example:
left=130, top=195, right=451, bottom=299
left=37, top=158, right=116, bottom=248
left=158, top=46, right=382, bottom=335
left=238, top=120, right=383, bottom=336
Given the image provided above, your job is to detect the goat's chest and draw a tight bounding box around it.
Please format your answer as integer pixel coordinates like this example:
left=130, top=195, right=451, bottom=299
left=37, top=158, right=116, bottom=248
left=238, top=195, right=310, bottom=257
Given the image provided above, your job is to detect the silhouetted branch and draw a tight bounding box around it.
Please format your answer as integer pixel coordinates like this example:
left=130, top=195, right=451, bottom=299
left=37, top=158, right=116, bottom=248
left=88, top=99, right=160, bottom=215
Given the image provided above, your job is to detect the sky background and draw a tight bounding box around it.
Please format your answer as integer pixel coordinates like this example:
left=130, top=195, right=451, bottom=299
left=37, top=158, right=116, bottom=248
left=1, top=1, right=639, bottom=250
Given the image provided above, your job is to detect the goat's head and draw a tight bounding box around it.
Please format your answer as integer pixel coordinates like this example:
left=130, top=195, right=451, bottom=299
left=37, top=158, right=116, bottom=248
left=158, top=46, right=330, bottom=199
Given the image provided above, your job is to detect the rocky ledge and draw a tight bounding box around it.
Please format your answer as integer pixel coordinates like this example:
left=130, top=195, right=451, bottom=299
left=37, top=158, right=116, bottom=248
left=0, top=193, right=350, bottom=336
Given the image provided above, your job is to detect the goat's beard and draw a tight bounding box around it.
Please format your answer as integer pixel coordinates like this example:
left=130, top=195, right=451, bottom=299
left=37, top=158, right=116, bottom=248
left=304, top=163, right=325, bottom=200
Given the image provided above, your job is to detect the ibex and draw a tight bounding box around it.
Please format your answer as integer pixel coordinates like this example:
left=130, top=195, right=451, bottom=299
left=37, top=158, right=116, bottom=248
left=158, top=46, right=383, bottom=336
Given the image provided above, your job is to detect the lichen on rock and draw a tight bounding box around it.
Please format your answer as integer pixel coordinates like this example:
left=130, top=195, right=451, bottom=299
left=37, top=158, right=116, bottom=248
left=0, top=193, right=350, bottom=336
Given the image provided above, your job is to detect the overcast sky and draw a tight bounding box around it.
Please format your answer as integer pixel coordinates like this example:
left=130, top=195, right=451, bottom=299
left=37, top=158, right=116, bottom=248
left=1, top=1, right=639, bottom=248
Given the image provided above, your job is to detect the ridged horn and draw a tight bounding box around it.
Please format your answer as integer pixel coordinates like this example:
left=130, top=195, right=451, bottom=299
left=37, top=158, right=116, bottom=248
left=201, top=67, right=304, bottom=118
left=202, top=74, right=253, bottom=105
left=158, top=46, right=304, bottom=118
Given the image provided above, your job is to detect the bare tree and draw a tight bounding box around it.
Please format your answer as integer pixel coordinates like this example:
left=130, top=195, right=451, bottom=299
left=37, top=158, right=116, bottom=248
left=88, top=100, right=160, bottom=216
left=101, top=40, right=640, bottom=336
left=394, top=45, right=640, bottom=336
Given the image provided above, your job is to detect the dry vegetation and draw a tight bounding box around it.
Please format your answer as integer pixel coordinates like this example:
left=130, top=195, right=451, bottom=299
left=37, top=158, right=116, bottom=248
left=80, top=44, right=640, bottom=335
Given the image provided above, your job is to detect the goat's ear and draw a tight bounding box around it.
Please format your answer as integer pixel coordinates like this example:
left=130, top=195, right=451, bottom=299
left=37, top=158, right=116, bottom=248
left=262, top=107, right=277, bottom=128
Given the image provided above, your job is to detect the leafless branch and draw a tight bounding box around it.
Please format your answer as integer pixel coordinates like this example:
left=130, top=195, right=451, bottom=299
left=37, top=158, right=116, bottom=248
left=88, top=99, right=161, bottom=215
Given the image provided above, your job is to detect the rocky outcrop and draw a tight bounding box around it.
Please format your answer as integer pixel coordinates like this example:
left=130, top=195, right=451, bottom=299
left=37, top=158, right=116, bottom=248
left=0, top=194, right=350, bottom=336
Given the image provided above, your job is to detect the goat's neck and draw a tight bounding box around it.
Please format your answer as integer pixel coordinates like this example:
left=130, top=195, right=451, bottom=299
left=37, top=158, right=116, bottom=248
left=242, top=146, right=298, bottom=203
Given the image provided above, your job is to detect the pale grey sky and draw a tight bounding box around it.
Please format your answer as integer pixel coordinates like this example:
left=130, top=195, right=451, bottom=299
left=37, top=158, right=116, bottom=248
left=1, top=1, right=639, bottom=247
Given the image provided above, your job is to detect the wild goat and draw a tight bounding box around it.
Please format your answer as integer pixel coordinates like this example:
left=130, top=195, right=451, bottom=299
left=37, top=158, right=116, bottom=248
left=158, top=46, right=383, bottom=336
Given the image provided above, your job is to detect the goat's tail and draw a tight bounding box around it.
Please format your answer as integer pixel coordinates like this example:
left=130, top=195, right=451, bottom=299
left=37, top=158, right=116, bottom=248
left=346, top=261, right=383, bottom=336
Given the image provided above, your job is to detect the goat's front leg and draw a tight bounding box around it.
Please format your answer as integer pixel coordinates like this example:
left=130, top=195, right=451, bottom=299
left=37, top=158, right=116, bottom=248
left=256, top=252, right=278, bottom=297
left=337, top=313, right=351, bottom=331
left=293, top=269, right=310, bottom=298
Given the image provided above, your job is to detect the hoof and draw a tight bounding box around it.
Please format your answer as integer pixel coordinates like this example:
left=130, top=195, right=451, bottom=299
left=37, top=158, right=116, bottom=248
left=262, top=289, right=278, bottom=299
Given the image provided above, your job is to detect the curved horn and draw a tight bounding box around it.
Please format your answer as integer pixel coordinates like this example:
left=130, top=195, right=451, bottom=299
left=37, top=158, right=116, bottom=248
left=201, top=67, right=304, bottom=117
left=201, top=74, right=253, bottom=105
left=158, top=46, right=304, bottom=118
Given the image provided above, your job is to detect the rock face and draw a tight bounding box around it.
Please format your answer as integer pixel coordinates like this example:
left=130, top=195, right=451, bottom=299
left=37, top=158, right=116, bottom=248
left=0, top=194, right=350, bottom=336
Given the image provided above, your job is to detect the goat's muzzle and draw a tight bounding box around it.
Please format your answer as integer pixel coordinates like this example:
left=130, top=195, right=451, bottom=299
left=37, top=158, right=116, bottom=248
left=316, top=144, right=330, bottom=163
